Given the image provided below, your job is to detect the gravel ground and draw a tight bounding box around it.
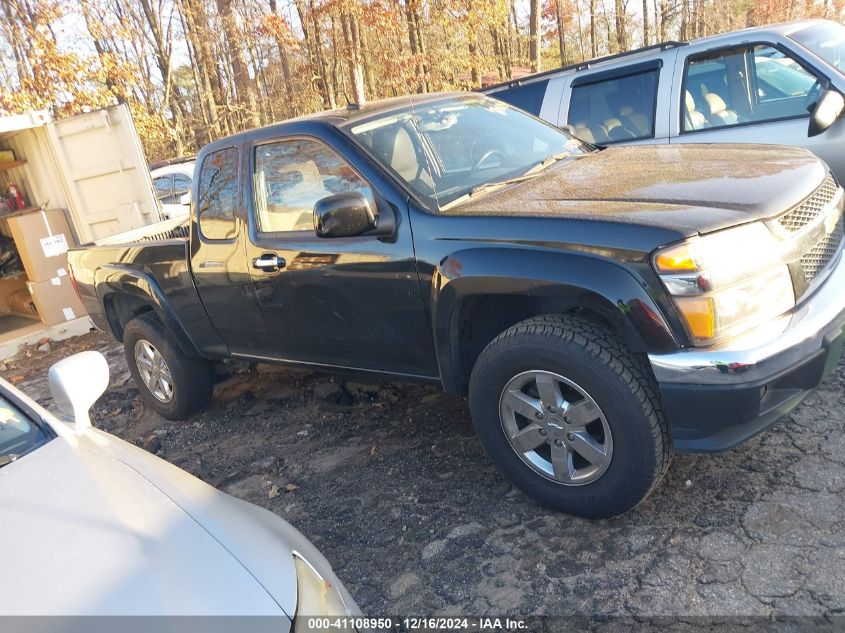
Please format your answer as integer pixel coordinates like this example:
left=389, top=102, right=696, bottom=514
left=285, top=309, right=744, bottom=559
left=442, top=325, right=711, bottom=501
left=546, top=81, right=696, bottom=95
left=3, top=331, right=844, bottom=618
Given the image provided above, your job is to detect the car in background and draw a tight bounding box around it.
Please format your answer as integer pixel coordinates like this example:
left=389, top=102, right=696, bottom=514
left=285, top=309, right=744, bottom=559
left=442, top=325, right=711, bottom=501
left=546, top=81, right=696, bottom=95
left=150, top=157, right=195, bottom=220
left=484, top=19, right=845, bottom=181
left=0, top=350, right=358, bottom=624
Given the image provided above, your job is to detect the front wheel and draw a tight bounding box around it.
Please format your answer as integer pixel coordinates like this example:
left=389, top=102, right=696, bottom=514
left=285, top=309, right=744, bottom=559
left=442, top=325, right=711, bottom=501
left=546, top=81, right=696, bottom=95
left=468, top=314, right=671, bottom=518
left=123, top=313, right=212, bottom=420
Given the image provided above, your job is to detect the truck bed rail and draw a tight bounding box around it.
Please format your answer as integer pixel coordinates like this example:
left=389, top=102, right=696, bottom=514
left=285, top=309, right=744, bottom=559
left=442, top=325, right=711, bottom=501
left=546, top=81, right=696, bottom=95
left=94, top=217, right=190, bottom=246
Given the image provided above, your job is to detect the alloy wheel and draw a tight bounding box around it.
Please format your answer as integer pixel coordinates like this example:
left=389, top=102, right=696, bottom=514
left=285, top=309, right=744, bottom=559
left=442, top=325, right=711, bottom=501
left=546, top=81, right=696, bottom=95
left=498, top=370, right=613, bottom=485
left=134, top=339, right=175, bottom=403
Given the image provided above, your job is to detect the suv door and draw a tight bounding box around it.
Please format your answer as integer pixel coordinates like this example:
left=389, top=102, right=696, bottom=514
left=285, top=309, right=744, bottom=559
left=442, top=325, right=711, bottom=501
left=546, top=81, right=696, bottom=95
left=671, top=42, right=845, bottom=176
left=242, top=134, right=436, bottom=377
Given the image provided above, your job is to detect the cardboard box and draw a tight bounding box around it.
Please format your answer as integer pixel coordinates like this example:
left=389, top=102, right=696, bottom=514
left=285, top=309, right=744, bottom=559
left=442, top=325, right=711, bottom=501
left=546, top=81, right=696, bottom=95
left=5, top=209, right=75, bottom=282
left=27, top=275, right=86, bottom=326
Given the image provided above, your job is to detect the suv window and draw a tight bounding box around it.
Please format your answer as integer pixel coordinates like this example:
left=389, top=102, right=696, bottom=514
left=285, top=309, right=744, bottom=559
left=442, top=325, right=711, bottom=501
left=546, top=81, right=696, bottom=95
left=253, top=139, right=373, bottom=233
left=491, top=80, right=549, bottom=116
left=568, top=69, right=658, bottom=143
left=682, top=45, right=821, bottom=132
left=198, top=148, right=239, bottom=240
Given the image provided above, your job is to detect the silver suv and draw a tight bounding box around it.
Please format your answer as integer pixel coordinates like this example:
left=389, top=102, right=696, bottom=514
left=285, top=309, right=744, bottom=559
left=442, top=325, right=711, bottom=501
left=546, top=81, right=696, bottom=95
left=485, top=19, right=845, bottom=181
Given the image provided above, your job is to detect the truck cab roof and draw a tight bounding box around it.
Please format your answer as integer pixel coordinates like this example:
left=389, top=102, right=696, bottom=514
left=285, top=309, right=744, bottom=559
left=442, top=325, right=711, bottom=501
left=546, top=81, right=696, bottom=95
left=201, top=92, right=470, bottom=155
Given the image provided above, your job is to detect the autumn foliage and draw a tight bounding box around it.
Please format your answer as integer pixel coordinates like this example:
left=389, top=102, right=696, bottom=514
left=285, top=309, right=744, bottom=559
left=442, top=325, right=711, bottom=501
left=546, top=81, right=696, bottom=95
left=1, top=0, right=841, bottom=162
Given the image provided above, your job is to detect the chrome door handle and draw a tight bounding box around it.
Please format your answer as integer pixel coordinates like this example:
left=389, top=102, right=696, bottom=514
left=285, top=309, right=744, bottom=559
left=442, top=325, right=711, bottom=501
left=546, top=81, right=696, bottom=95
left=252, top=254, right=286, bottom=272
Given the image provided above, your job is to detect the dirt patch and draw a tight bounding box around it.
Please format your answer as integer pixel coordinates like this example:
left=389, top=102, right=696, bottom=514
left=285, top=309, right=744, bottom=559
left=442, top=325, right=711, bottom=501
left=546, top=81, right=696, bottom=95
left=3, top=331, right=844, bottom=616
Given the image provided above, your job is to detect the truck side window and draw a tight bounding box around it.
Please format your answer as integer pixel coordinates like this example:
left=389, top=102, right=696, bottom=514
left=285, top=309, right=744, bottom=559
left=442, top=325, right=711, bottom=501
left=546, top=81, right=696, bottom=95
left=567, top=69, right=658, bottom=144
left=253, top=139, right=373, bottom=233
left=682, top=45, right=820, bottom=132
left=198, top=147, right=239, bottom=240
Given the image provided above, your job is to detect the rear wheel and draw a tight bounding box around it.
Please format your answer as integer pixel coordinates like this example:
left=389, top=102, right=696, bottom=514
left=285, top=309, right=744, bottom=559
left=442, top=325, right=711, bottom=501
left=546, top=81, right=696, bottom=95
left=123, top=313, right=212, bottom=420
left=468, top=314, right=671, bottom=518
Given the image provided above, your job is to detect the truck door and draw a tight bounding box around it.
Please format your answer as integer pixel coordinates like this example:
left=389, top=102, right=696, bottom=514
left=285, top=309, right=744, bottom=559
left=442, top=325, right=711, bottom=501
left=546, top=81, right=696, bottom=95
left=46, top=104, right=161, bottom=242
left=242, top=134, right=437, bottom=378
left=670, top=42, right=843, bottom=174
left=190, top=145, right=267, bottom=355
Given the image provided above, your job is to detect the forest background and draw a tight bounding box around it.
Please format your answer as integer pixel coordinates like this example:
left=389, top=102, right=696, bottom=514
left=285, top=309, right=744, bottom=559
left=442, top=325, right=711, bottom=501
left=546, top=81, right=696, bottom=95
left=2, top=0, right=841, bottom=161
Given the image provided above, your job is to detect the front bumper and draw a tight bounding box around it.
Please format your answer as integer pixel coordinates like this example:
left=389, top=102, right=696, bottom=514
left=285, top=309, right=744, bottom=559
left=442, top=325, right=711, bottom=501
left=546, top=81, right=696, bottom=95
left=649, top=246, right=845, bottom=452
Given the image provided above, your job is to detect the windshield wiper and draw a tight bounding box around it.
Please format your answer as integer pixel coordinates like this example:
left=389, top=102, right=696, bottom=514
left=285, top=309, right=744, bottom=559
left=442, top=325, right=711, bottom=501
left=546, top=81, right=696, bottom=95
left=520, top=151, right=574, bottom=177
left=439, top=174, right=540, bottom=211
left=0, top=454, right=19, bottom=467
left=439, top=152, right=577, bottom=212
left=468, top=152, right=574, bottom=196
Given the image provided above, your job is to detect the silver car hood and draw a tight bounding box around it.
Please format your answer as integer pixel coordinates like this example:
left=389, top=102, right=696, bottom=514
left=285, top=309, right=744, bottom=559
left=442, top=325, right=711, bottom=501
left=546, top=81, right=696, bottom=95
left=87, top=426, right=358, bottom=617
left=0, top=434, right=287, bottom=616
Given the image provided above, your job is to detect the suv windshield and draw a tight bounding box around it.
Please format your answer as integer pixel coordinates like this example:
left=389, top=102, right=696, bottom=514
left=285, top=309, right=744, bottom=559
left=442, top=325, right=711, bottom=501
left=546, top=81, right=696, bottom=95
left=0, top=393, right=51, bottom=467
left=344, top=95, right=590, bottom=209
left=791, top=21, right=845, bottom=73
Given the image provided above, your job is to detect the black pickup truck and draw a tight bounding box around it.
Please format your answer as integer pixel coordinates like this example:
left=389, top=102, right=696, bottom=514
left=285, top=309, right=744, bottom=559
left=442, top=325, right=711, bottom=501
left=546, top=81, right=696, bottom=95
left=69, top=93, right=845, bottom=518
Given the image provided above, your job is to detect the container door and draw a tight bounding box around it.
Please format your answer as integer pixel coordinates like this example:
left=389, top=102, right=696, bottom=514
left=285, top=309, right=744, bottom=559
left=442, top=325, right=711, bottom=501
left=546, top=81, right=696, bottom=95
left=46, top=104, right=161, bottom=243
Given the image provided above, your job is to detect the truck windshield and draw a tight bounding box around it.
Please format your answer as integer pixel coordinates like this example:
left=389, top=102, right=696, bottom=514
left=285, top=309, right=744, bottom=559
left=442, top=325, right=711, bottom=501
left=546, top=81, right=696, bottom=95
left=344, top=95, right=590, bottom=210
left=791, top=21, right=845, bottom=74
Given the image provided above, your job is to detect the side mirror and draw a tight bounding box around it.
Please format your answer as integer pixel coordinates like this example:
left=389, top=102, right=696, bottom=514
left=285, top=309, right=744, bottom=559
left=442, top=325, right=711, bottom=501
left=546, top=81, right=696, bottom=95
left=179, top=191, right=192, bottom=206
left=48, top=351, right=110, bottom=429
left=314, top=192, right=377, bottom=238
left=809, top=88, right=844, bottom=137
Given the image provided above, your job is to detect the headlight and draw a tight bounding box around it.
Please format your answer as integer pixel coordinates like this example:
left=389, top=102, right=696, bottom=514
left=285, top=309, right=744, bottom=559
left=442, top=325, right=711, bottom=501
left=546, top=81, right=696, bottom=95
left=292, top=554, right=348, bottom=620
left=653, top=223, right=795, bottom=346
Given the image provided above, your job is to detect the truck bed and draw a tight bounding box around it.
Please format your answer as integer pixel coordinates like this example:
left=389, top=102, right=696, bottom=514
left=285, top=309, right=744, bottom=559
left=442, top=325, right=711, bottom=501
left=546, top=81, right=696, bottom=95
left=93, top=217, right=189, bottom=246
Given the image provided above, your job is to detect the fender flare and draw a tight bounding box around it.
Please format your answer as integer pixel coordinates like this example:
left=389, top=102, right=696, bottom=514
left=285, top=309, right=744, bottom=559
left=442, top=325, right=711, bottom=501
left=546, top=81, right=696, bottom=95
left=431, top=247, right=679, bottom=394
left=94, top=264, right=202, bottom=358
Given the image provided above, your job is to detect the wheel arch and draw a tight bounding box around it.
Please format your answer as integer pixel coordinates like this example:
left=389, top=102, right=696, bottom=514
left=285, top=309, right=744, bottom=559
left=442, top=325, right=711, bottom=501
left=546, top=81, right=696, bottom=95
left=95, top=265, right=202, bottom=358
left=432, top=248, right=679, bottom=395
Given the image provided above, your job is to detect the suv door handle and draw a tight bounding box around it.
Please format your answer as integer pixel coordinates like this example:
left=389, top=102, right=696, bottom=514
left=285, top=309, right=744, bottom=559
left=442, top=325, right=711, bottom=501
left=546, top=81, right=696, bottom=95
left=252, top=253, right=286, bottom=272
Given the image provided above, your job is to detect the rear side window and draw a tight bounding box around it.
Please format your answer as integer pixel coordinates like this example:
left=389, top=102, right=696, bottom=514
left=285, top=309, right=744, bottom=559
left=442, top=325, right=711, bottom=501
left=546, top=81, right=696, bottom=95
left=490, top=80, right=549, bottom=116
left=198, top=148, right=239, bottom=240
left=567, top=69, right=658, bottom=144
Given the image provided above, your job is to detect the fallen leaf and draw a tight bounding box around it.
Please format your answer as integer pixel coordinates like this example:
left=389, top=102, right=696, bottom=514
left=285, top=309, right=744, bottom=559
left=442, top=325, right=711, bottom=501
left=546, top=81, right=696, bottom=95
left=268, top=484, right=280, bottom=499
left=284, top=483, right=298, bottom=493
left=370, top=445, right=377, bottom=456
left=9, top=375, right=24, bottom=383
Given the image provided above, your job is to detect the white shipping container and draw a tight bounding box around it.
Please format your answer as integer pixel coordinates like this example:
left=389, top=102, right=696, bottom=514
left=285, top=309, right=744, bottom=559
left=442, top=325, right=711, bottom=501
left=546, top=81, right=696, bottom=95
left=0, top=104, right=161, bottom=243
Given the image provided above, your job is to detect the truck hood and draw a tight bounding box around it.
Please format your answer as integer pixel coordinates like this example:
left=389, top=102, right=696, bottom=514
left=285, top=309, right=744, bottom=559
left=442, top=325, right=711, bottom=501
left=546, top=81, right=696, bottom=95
left=445, top=144, right=828, bottom=236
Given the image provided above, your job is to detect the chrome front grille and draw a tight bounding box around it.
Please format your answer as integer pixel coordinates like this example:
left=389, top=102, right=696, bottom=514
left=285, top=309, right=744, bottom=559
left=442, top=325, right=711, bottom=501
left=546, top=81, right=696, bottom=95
left=778, top=173, right=839, bottom=233
left=801, top=213, right=844, bottom=281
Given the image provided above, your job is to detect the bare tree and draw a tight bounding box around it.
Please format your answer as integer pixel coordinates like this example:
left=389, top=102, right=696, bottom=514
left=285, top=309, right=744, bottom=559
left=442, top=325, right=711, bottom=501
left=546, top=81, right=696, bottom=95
left=615, top=0, right=628, bottom=51
left=528, top=0, right=541, bottom=72
left=555, top=0, right=568, bottom=65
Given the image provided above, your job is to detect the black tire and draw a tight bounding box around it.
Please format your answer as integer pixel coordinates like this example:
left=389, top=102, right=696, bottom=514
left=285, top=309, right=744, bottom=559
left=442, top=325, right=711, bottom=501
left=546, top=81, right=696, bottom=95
left=123, top=312, right=212, bottom=420
left=468, top=314, right=671, bottom=518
